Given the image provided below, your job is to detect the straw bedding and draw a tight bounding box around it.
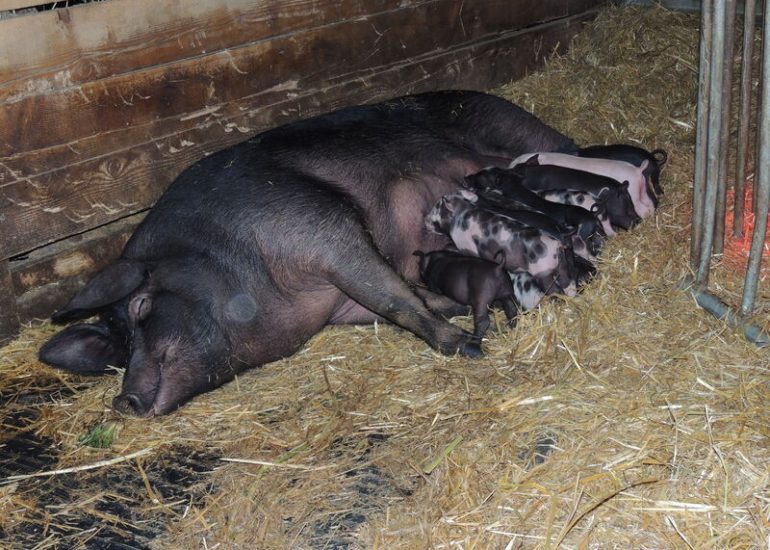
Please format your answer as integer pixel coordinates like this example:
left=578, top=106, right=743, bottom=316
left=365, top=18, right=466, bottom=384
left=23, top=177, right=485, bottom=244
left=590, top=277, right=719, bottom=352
left=2, top=4, right=769, bottom=549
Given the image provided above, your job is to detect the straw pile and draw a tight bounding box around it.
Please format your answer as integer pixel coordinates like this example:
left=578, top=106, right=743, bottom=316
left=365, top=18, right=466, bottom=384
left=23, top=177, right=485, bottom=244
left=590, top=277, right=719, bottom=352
left=2, top=4, right=769, bottom=549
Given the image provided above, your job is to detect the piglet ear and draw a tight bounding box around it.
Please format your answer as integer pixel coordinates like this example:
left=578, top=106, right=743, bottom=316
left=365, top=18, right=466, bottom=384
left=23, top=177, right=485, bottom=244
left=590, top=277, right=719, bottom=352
left=39, top=322, right=128, bottom=375
left=52, top=259, right=147, bottom=323
left=652, top=149, right=668, bottom=167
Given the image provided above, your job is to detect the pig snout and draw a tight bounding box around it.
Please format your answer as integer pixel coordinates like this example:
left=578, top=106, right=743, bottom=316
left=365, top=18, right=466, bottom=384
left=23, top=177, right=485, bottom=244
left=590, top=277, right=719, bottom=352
left=113, top=392, right=155, bottom=418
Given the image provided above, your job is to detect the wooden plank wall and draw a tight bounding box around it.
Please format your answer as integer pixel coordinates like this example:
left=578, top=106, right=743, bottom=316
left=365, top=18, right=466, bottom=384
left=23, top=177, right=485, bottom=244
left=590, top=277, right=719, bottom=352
left=0, top=0, right=609, bottom=342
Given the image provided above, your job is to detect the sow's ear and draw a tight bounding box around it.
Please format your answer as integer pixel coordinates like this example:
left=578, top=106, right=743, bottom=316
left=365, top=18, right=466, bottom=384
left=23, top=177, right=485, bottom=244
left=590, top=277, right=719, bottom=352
left=51, top=259, right=147, bottom=323
left=39, top=322, right=128, bottom=375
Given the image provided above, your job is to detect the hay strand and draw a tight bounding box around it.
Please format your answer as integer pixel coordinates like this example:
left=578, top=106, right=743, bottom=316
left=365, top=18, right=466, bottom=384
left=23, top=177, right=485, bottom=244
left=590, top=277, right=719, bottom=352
left=1, top=447, right=155, bottom=484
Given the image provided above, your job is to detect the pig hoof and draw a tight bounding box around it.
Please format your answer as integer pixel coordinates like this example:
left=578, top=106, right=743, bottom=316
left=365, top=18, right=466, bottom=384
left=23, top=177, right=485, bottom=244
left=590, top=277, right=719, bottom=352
left=459, top=339, right=483, bottom=358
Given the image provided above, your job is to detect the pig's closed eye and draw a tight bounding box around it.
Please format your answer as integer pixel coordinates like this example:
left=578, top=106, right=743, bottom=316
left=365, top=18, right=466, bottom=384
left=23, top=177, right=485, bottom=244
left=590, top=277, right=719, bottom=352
left=157, top=344, right=178, bottom=368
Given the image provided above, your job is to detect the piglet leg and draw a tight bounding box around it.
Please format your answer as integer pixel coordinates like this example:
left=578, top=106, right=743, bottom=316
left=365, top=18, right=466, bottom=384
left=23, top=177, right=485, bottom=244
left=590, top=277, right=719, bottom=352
left=470, top=302, right=491, bottom=341
left=499, top=297, right=520, bottom=328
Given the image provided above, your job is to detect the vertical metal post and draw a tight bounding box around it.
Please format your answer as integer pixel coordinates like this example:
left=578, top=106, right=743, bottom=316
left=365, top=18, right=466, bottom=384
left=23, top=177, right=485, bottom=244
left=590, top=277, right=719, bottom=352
left=696, top=0, right=728, bottom=286
left=740, top=0, right=770, bottom=316
left=691, top=0, right=714, bottom=270
left=734, top=0, right=758, bottom=238
left=713, top=0, right=738, bottom=254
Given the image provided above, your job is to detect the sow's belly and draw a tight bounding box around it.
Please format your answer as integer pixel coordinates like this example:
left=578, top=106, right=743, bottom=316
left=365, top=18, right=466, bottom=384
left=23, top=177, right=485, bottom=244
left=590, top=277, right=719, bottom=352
left=366, top=162, right=486, bottom=284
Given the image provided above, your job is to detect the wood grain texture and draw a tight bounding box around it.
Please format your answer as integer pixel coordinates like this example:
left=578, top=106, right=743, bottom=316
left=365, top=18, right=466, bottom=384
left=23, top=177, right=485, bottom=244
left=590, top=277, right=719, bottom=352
left=1, top=10, right=601, bottom=258
left=1, top=0, right=604, bottom=153
left=0, top=0, right=603, bottom=101
left=0, top=259, right=20, bottom=344
left=10, top=213, right=141, bottom=324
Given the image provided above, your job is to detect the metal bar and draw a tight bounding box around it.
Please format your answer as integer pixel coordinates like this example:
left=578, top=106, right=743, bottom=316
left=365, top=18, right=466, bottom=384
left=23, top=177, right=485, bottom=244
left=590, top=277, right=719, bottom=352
left=691, top=0, right=714, bottom=269
left=696, top=0, right=728, bottom=286
left=733, top=0, right=759, bottom=238
left=753, top=1, right=767, bottom=201
left=713, top=0, right=738, bottom=254
left=681, top=278, right=770, bottom=346
left=740, top=0, right=770, bottom=316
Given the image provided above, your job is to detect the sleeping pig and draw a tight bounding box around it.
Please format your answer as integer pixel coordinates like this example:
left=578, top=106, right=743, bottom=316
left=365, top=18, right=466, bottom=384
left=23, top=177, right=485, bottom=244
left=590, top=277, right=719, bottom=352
left=506, top=159, right=641, bottom=231
left=465, top=167, right=606, bottom=256
left=38, top=90, right=576, bottom=417
left=536, top=189, right=615, bottom=237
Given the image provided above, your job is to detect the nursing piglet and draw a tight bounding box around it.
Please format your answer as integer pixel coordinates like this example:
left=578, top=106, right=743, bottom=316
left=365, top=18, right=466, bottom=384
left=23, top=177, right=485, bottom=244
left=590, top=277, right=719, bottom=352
left=508, top=271, right=547, bottom=311
left=510, top=152, right=653, bottom=219
left=414, top=249, right=519, bottom=340
left=465, top=167, right=606, bottom=256
left=536, top=189, right=615, bottom=237
left=577, top=144, right=668, bottom=197
left=508, top=161, right=641, bottom=231
left=425, top=193, right=578, bottom=296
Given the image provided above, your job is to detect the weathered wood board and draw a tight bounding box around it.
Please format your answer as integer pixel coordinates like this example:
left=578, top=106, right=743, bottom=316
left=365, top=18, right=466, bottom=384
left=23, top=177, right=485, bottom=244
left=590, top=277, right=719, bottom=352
left=0, top=0, right=610, bottom=342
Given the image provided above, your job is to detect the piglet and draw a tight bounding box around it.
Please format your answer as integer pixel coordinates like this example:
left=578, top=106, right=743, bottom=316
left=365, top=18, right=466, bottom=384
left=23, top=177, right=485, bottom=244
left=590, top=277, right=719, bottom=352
left=507, top=160, right=641, bottom=231
left=510, top=152, right=653, bottom=219
left=414, top=249, right=519, bottom=340
left=536, top=189, right=615, bottom=237
left=465, top=167, right=606, bottom=257
left=425, top=192, right=578, bottom=296
left=576, top=144, right=668, bottom=197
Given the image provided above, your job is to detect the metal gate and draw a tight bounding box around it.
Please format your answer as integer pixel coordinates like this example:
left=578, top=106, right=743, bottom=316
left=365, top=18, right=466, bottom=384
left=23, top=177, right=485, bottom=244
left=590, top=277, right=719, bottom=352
left=687, top=0, right=770, bottom=345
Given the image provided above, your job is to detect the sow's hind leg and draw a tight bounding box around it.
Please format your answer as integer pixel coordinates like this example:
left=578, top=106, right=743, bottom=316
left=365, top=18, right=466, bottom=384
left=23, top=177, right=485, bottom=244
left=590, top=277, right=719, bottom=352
left=332, top=249, right=481, bottom=357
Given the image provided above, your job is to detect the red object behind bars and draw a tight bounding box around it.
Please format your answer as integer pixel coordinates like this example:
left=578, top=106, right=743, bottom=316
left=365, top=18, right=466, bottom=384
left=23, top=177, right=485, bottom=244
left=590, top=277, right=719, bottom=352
left=724, top=186, right=770, bottom=275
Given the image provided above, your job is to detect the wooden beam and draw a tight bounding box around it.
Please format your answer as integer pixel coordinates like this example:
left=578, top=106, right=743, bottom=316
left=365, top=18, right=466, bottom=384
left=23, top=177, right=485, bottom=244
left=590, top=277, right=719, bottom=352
left=10, top=212, right=140, bottom=295
left=0, top=259, right=20, bottom=344
left=0, top=0, right=603, bottom=153
left=0, top=0, right=43, bottom=11
left=11, top=213, right=141, bottom=323
left=0, top=0, right=603, bottom=100
left=0, top=11, right=599, bottom=259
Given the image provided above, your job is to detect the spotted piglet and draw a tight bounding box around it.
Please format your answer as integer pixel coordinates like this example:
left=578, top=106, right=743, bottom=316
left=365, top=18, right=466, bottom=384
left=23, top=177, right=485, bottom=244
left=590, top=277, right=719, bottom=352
left=425, top=192, right=578, bottom=297
left=537, top=189, right=616, bottom=237
left=414, top=249, right=519, bottom=340
left=508, top=271, right=546, bottom=311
